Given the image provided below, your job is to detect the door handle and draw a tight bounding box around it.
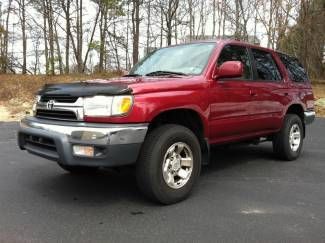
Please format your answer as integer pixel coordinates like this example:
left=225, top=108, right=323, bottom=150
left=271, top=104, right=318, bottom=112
left=250, top=90, right=257, bottom=96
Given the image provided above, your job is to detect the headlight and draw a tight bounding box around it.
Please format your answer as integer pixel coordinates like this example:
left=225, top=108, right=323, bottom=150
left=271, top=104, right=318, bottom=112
left=83, top=95, right=133, bottom=117
left=36, top=95, right=41, bottom=102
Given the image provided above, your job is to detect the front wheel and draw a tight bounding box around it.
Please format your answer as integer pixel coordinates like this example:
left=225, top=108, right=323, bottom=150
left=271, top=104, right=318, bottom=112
left=136, top=124, right=202, bottom=204
left=273, top=114, right=304, bottom=160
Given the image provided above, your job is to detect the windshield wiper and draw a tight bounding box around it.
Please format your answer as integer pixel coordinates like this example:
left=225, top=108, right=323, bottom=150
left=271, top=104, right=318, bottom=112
left=145, top=70, right=188, bottom=77
left=123, top=73, right=142, bottom=77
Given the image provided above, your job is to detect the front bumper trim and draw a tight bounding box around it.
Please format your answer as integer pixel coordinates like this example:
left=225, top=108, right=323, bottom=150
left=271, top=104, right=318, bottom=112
left=20, top=117, right=148, bottom=145
left=18, top=117, right=148, bottom=167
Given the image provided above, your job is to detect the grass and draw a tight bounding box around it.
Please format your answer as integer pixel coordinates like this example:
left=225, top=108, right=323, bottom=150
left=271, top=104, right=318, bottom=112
left=0, top=74, right=324, bottom=120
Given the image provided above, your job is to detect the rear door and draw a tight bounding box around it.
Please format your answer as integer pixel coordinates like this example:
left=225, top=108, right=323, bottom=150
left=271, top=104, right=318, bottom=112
left=277, top=53, right=314, bottom=110
left=247, top=48, right=288, bottom=132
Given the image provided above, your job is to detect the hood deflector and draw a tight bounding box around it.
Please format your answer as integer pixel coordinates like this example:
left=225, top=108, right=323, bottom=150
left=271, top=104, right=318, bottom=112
left=37, top=82, right=132, bottom=97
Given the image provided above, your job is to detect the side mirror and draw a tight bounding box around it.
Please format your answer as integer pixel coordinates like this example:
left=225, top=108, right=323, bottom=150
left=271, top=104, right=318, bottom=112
left=212, top=61, right=244, bottom=79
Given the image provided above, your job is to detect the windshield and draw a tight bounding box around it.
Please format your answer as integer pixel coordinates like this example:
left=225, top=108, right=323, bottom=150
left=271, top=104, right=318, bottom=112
left=129, top=43, right=216, bottom=76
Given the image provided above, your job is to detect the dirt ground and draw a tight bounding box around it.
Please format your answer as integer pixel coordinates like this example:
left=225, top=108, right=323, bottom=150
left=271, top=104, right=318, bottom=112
left=0, top=75, right=324, bottom=121
left=313, top=84, right=325, bottom=117
left=0, top=100, right=31, bottom=121
left=0, top=106, right=12, bottom=121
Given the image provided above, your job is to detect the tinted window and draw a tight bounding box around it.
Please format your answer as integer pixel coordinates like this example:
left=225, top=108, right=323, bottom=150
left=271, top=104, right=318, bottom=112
left=217, top=45, right=252, bottom=79
left=251, top=49, right=282, bottom=81
left=278, top=53, right=309, bottom=82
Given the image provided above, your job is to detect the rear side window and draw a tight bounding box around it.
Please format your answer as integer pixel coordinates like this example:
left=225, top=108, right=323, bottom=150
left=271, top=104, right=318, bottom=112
left=251, top=49, right=282, bottom=81
left=278, top=53, right=309, bottom=82
left=217, top=45, right=252, bottom=80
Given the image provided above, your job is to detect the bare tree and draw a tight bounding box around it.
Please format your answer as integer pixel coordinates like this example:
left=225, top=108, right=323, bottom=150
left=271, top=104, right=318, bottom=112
left=16, top=0, right=27, bottom=74
left=131, top=0, right=142, bottom=65
left=76, top=0, right=83, bottom=73
left=59, top=0, right=71, bottom=74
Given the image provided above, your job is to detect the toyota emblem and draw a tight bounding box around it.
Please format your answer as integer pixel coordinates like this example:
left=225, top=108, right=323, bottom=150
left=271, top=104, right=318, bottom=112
left=46, top=100, right=55, bottom=110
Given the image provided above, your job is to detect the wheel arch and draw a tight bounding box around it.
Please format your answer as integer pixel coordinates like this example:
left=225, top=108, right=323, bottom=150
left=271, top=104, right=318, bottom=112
left=285, top=103, right=305, bottom=137
left=148, top=108, right=210, bottom=164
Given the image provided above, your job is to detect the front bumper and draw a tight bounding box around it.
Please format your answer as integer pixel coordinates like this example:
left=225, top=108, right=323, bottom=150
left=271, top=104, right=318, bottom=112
left=18, top=117, right=148, bottom=167
left=304, top=111, right=316, bottom=125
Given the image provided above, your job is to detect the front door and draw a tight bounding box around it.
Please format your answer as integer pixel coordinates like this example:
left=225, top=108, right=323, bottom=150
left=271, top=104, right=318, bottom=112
left=209, top=44, right=255, bottom=143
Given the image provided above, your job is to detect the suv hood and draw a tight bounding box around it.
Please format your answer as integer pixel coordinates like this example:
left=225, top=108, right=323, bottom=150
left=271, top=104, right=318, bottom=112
left=38, top=76, right=202, bottom=97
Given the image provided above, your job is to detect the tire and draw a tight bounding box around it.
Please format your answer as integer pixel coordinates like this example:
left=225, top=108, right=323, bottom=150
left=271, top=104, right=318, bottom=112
left=273, top=114, right=304, bottom=161
left=58, top=164, right=99, bottom=174
left=136, top=124, right=202, bottom=204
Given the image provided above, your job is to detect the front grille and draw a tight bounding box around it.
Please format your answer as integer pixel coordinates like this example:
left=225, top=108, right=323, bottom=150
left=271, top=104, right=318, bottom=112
left=36, top=109, right=77, bottom=121
left=24, top=135, right=57, bottom=152
left=40, top=95, right=78, bottom=103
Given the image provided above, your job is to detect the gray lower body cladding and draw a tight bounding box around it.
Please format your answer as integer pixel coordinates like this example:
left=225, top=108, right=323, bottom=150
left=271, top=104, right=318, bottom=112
left=304, top=111, right=316, bottom=125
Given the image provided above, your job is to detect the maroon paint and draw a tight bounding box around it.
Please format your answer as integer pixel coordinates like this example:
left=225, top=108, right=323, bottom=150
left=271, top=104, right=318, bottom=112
left=84, top=40, right=315, bottom=145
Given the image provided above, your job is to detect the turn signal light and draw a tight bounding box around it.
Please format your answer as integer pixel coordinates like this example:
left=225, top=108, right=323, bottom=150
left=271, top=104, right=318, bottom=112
left=73, top=145, right=95, bottom=157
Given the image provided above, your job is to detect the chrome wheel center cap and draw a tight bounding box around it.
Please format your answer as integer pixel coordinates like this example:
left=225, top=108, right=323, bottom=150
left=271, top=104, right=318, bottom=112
left=171, top=158, right=181, bottom=171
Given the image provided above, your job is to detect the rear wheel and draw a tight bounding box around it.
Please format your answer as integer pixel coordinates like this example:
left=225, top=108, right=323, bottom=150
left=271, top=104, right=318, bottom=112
left=136, top=124, right=201, bottom=204
left=273, top=114, right=303, bottom=160
left=58, top=164, right=99, bottom=174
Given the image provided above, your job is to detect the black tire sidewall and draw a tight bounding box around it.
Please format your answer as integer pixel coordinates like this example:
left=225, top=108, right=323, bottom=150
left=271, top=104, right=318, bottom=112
left=138, top=125, right=201, bottom=204
left=282, top=115, right=304, bottom=160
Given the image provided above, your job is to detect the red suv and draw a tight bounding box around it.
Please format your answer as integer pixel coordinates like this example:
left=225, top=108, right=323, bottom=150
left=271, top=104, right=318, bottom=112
left=18, top=40, right=315, bottom=204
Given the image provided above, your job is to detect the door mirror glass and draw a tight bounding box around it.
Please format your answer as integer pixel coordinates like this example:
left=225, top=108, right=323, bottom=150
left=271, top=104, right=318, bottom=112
left=213, top=61, right=244, bottom=79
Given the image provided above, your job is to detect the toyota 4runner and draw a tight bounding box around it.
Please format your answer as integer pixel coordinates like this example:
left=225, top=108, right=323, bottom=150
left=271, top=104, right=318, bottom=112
left=18, top=40, right=315, bottom=204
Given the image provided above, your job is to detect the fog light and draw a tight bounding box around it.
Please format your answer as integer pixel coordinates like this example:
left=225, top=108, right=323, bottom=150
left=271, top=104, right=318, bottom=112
left=73, top=145, right=94, bottom=157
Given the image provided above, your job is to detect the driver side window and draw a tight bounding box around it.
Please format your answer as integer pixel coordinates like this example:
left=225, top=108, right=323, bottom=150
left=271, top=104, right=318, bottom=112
left=217, top=45, right=252, bottom=80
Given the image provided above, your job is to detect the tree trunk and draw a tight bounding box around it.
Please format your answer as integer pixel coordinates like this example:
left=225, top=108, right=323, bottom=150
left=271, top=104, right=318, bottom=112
left=166, top=1, right=172, bottom=45
left=146, top=1, right=151, bottom=53
left=267, top=0, right=274, bottom=48
left=132, top=0, right=140, bottom=65
left=78, top=0, right=83, bottom=72
left=125, top=1, right=130, bottom=70
left=222, top=0, right=226, bottom=37
left=54, top=23, right=63, bottom=74
left=218, top=0, right=222, bottom=37
left=64, top=0, right=70, bottom=74
left=20, top=0, right=27, bottom=74
left=83, top=9, right=99, bottom=72
left=235, top=0, right=240, bottom=39
left=188, top=0, right=193, bottom=41
left=212, top=0, right=216, bottom=37
left=76, top=0, right=83, bottom=73
left=42, top=1, right=49, bottom=74
left=160, top=5, right=163, bottom=47
left=99, top=4, right=107, bottom=72
left=47, top=0, right=55, bottom=75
